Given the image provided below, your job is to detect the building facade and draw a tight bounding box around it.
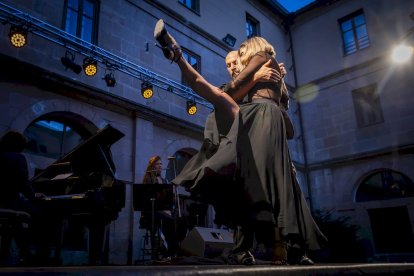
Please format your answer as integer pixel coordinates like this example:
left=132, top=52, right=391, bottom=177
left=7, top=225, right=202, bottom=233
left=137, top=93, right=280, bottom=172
left=0, top=0, right=413, bottom=265
left=289, top=0, right=414, bottom=262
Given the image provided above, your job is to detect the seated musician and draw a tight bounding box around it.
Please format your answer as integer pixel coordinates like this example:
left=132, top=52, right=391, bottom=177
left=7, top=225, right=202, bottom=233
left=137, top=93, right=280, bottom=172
left=140, top=156, right=179, bottom=258
left=0, top=131, right=47, bottom=265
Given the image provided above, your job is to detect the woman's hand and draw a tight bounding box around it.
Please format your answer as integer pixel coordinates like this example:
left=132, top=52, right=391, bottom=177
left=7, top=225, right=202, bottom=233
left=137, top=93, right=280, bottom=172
left=253, top=59, right=282, bottom=83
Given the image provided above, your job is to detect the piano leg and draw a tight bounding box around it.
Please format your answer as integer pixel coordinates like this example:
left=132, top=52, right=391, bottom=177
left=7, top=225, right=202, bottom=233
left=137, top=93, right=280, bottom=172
left=87, top=218, right=108, bottom=265
left=29, top=211, right=64, bottom=266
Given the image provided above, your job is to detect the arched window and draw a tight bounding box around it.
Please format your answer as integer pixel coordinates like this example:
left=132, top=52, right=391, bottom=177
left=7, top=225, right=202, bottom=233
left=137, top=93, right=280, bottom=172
left=356, top=169, right=414, bottom=202
left=23, top=112, right=97, bottom=166
left=24, top=120, right=83, bottom=159
left=165, top=148, right=197, bottom=182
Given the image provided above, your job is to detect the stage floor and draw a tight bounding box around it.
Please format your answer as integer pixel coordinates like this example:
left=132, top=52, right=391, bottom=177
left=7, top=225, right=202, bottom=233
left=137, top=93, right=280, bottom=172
left=1, top=263, right=414, bottom=275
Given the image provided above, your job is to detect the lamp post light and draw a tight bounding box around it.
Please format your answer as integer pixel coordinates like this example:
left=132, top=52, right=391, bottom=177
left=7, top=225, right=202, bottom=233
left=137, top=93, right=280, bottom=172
left=391, top=44, right=413, bottom=64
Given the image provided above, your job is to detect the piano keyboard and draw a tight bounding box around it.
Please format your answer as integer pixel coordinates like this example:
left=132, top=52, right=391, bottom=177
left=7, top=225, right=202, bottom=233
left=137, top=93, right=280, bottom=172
left=44, top=194, right=86, bottom=200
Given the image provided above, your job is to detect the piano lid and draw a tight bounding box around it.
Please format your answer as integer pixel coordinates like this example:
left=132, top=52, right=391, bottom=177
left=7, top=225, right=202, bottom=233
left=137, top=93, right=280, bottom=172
left=31, top=124, right=125, bottom=182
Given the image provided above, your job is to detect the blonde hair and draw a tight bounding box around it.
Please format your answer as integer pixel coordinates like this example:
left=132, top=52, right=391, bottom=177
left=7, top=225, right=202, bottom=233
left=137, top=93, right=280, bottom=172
left=238, top=37, right=276, bottom=68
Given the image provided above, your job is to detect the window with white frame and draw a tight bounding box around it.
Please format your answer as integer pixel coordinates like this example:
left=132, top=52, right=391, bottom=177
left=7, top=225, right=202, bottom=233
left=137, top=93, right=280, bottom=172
left=339, top=9, right=370, bottom=55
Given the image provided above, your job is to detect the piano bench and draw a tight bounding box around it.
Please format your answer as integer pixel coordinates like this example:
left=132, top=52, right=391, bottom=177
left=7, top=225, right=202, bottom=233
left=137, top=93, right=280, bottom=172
left=0, top=209, right=31, bottom=264
left=0, top=209, right=31, bottom=227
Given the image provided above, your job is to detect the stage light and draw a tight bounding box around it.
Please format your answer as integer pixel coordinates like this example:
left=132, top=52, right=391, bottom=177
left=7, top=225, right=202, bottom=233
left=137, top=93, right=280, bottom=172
left=103, top=71, right=116, bottom=87
left=186, top=100, right=197, bottom=115
left=83, top=58, right=98, bottom=76
left=61, top=51, right=82, bottom=74
left=9, top=26, right=27, bottom=48
left=141, top=82, right=153, bottom=99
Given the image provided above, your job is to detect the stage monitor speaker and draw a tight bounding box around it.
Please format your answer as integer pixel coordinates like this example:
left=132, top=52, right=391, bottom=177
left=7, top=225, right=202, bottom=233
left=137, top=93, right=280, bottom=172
left=180, top=227, right=234, bottom=258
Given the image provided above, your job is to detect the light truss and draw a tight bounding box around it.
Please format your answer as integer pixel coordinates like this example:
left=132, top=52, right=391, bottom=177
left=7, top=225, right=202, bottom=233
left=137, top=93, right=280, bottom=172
left=0, top=2, right=213, bottom=109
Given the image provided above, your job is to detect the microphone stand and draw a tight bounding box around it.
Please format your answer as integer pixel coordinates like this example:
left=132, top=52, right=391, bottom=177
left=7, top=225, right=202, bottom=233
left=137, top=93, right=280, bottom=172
left=170, top=157, right=181, bottom=219
left=150, top=197, right=157, bottom=260
left=169, top=156, right=181, bottom=257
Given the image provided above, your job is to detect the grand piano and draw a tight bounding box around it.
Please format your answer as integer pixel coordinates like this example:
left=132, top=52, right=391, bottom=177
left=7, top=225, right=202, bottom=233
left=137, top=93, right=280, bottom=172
left=30, top=124, right=125, bottom=264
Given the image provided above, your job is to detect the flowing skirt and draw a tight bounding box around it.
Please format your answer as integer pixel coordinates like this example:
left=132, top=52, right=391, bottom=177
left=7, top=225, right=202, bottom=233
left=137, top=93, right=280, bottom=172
left=173, top=100, right=326, bottom=250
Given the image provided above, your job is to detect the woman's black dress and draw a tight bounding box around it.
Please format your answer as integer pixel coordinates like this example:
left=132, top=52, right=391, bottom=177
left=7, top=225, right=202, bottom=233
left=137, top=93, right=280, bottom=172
left=172, top=52, right=326, bottom=250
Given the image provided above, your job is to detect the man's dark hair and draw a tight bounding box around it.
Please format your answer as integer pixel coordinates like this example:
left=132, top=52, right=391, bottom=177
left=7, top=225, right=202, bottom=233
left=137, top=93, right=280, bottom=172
left=0, top=131, right=27, bottom=153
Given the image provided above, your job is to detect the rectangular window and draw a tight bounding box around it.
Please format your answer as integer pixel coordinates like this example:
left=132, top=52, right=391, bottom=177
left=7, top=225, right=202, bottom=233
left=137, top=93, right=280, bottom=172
left=246, top=13, right=260, bottom=38
left=352, top=84, right=383, bottom=128
left=63, top=0, right=99, bottom=44
left=178, top=0, right=199, bottom=14
left=339, top=9, right=370, bottom=55
left=181, top=48, right=201, bottom=85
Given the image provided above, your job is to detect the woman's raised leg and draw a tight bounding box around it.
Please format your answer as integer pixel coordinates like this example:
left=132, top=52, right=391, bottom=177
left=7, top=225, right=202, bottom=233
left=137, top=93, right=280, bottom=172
left=154, top=19, right=239, bottom=120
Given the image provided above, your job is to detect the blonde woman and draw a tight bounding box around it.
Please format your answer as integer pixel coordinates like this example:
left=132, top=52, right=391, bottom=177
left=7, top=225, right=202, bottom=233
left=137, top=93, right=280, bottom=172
left=154, top=20, right=326, bottom=265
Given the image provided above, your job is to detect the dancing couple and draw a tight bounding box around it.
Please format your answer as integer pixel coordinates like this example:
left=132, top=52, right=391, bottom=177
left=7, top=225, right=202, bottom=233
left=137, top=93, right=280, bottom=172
left=153, top=19, right=326, bottom=265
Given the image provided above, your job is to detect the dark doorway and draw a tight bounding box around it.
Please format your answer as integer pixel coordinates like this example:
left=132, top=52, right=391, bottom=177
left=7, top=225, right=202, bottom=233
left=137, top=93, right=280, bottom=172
left=368, top=206, right=414, bottom=253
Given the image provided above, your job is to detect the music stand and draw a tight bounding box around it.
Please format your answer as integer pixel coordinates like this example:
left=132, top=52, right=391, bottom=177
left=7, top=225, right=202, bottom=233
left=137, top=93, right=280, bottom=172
left=133, top=184, right=174, bottom=212
left=133, top=184, right=174, bottom=260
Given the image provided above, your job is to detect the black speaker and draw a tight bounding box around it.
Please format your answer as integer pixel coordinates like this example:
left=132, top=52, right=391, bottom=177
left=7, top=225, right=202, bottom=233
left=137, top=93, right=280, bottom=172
left=180, top=227, right=234, bottom=258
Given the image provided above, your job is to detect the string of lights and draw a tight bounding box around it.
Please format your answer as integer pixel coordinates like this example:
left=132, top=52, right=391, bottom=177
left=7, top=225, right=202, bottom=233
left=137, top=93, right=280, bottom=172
left=0, top=2, right=213, bottom=112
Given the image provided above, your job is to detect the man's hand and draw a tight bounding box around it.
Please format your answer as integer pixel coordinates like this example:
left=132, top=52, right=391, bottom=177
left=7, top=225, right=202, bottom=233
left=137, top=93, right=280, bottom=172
left=253, top=59, right=283, bottom=83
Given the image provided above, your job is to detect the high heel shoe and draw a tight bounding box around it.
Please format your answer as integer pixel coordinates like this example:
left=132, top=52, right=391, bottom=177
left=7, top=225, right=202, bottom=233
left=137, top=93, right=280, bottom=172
left=271, top=241, right=288, bottom=265
left=227, top=251, right=256, bottom=266
left=298, top=254, right=314, bottom=265
left=154, top=19, right=182, bottom=63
